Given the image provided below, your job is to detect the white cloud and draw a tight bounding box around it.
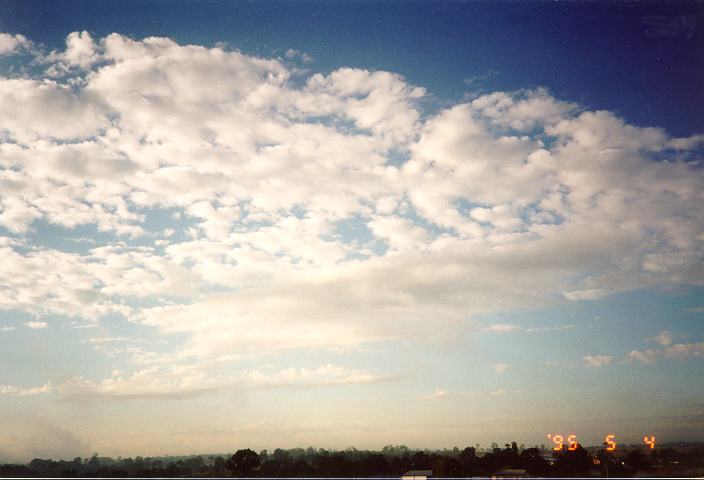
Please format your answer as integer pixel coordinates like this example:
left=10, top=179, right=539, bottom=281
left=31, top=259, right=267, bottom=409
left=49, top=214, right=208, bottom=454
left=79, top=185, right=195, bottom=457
left=487, top=324, right=522, bottom=333
left=0, top=78, right=109, bottom=143
left=420, top=387, right=518, bottom=400
left=284, top=48, right=313, bottom=64
left=0, top=382, right=52, bottom=396
left=470, top=87, right=577, bottom=131
left=24, top=321, right=48, bottom=330
left=62, top=31, right=100, bottom=68
left=524, top=324, right=576, bottom=333
left=654, top=330, right=673, bottom=346
left=666, top=134, right=704, bottom=150
left=137, top=275, right=408, bottom=358
left=57, top=368, right=222, bottom=399
left=488, top=388, right=516, bottom=397
left=303, top=67, right=425, bottom=146
left=0, top=33, right=32, bottom=55
left=0, top=243, right=195, bottom=320
left=0, top=32, right=703, bottom=397
left=486, top=323, right=575, bottom=334
left=492, top=363, right=510, bottom=374
left=661, top=342, right=704, bottom=359
left=684, top=306, right=704, bottom=313
left=242, top=364, right=393, bottom=388
left=563, top=289, right=608, bottom=301
left=582, top=355, right=614, bottom=367
left=548, top=110, right=670, bottom=151
left=367, top=215, right=430, bottom=251
left=627, top=349, right=659, bottom=364
left=54, top=363, right=388, bottom=399
left=627, top=342, right=704, bottom=364
left=421, top=388, right=451, bottom=400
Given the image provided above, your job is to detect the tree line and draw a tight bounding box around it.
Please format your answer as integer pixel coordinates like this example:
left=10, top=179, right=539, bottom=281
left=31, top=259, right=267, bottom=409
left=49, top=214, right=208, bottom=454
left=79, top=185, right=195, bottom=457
left=1, top=442, right=703, bottom=477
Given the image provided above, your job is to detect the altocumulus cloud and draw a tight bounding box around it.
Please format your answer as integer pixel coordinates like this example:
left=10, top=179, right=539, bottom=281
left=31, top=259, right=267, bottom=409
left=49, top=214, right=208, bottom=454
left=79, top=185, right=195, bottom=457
left=0, top=32, right=703, bottom=397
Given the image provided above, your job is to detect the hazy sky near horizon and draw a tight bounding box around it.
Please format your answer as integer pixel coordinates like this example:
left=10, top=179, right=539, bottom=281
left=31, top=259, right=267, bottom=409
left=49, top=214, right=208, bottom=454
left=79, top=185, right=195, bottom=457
left=0, top=0, right=703, bottom=461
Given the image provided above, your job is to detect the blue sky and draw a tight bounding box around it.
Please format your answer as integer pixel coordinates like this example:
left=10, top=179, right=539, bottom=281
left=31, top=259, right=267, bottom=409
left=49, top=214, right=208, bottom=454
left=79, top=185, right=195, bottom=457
left=4, top=0, right=703, bottom=135
left=0, top=0, right=703, bottom=461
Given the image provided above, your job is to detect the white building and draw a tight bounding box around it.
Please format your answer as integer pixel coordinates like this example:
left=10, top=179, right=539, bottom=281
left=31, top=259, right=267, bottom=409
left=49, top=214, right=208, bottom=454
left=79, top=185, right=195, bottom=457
left=401, top=469, right=433, bottom=480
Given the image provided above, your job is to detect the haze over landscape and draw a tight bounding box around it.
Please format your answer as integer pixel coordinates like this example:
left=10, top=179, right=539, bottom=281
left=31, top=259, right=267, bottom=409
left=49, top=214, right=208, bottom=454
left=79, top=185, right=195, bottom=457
left=0, top=0, right=703, bottom=463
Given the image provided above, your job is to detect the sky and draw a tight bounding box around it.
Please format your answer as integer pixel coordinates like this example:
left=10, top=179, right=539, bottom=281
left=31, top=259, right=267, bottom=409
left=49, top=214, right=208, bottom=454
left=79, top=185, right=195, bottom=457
left=0, top=0, right=703, bottom=462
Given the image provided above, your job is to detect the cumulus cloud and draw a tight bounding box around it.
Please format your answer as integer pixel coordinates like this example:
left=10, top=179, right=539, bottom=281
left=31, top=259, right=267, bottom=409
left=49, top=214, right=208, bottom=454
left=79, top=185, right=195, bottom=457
left=421, top=388, right=452, bottom=400
left=626, top=349, right=659, bottom=364
left=1, top=32, right=703, bottom=396
left=661, top=342, right=704, bottom=359
left=654, top=330, right=673, bottom=346
left=582, top=355, right=614, bottom=367
left=420, top=387, right=518, bottom=400
left=54, top=363, right=389, bottom=399
left=470, top=87, right=577, bottom=130
left=61, top=30, right=100, bottom=68
left=524, top=325, right=576, bottom=333
left=486, top=323, right=575, bottom=333
left=563, top=289, right=608, bottom=301
left=284, top=48, right=313, bottom=64
left=0, top=382, right=52, bottom=396
left=684, top=306, right=704, bottom=313
left=0, top=78, right=109, bottom=144
left=627, top=342, right=704, bottom=364
left=242, top=364, right=394, bottom=388
left=486, top=324, right=522, bottom=333
left=24, top=321, right=48, bottom=330
left=0, top=244, right=193, bottom=320
left=0, top=33, right=32, bottom=55
left=492, top=363, right=510, bottom=374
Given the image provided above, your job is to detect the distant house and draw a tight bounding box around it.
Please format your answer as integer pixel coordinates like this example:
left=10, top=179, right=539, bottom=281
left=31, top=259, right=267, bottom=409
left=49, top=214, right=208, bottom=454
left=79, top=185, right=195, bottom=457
left=492, top=468, right=528, bottom=479
left=401, top=469, right=433, bottom=480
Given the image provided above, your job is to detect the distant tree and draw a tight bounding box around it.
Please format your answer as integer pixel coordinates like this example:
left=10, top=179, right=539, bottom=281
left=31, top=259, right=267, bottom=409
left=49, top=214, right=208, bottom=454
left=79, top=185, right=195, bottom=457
left=132, top=455, right=145, bottom=473
left=272, top=448, right=289, bottom=462
left=459, top=446, right=476, bottom=462
left=625, top=449, right=650, bottom=471
left=520, top=447, right=550, bottom=476
left=11, top=443, right=704, bottom=479
left=259, top=449, right=268, bottom=463
left=87, top=454, right=100, bottom=471
left=292, top=457, right=309, bottom=476
left=226, top=448, right=261, bottom=477
left=174, top=459, right=187, bottom=475
left=0, top=463, right=31, bottom=476
left=382, top=444, right=410, bottom=458
left=182, top=455, right=203, bottom=474
left=410, top=451, right=431, bottom=470
left=554, top=444, right=592, bottom=476
left=431, top=453, right=461, bottom=476
left=477, top=449, right=499, bottom=474
left=213, top=456, right=226, bottom=476
left=362, top=452, right=388, bottom=475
